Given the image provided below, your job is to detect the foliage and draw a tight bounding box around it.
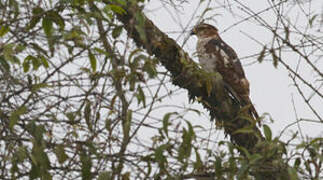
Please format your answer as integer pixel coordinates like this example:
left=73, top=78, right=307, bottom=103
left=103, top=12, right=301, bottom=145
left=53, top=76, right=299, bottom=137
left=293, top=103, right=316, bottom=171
left=0, top=0, right=322, bottom=179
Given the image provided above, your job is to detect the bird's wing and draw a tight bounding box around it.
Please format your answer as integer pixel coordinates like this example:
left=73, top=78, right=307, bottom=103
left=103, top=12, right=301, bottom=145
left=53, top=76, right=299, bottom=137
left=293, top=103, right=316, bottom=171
left=203, top=38, right=259, bottom=119
left=204, top=38, right=246, bottom=79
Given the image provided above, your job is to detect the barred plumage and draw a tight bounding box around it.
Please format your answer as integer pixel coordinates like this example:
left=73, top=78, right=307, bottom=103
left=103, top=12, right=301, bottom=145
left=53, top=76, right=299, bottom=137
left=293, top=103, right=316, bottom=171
left=191, top=23, right=259, bottom=120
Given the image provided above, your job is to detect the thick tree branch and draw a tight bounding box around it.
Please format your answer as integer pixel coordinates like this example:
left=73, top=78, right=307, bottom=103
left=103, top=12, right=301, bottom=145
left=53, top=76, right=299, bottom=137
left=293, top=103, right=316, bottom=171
left=103, top=1, right=291, bottom=179
left=112, top=2, right=261, bottom=149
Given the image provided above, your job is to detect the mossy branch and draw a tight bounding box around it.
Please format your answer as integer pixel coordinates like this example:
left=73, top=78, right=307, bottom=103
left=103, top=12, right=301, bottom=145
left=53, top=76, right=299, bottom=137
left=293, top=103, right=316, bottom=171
left=103, top=1, right=291, bottom=179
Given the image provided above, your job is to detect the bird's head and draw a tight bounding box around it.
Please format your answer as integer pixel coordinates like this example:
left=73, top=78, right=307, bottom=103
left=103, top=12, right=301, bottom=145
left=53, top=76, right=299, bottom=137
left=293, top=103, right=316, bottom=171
left=190, top=23, right=219, bottom=38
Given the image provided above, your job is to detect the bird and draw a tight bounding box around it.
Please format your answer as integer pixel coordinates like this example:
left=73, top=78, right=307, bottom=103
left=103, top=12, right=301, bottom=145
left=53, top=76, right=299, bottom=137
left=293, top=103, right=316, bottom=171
left=190, top=23, right=259, bottom=120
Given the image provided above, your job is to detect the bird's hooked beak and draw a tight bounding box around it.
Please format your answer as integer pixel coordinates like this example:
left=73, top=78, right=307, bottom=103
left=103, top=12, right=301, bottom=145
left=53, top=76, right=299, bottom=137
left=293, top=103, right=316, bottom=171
left=190, top=27, right=196, bottom=35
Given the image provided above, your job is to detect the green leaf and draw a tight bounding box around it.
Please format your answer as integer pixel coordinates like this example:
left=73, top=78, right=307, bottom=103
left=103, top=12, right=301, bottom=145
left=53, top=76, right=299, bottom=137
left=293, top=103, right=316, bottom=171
left=23, top=59, right=30, bottom=72
left=115, top=0, right=127, bottom=6
left=9, top=106, right=27, bottom=129
left=27, top=7, right=44, bottom=30
left=233, top=127, right=254, bottom=135
left=236, top=146, right=250, bottom=159
left=3, top=43, right=15, bottom=61
left=28, top=16, right=41, bottom=30
left=65, top=112, right=76, bottom=124
left=40, top=56, right=49, bottom=68
left=0, top=56, right=10, bottom=71
left=270, top=48, right=278, bottom=68
left=135, top=12, right=146, bottom=43
left=15, top=44, right=26, bottom=53
left=154, top=144, right=168, bottom=168
left=88, top=50, right=97, bottom=72
left=31, top=56, right=41, bottom=70
left=84, top=101, right=92, bottom=131
left=143, top=59, right=157, bottom=78
left=263, top=124, right=272, bottom=141
left=309, top=14, right=318, bottom=27
left=54, top=144, right=68, bottom=164
left=128, top=49, right=142, bottom=62
left=178, top=122, right=195, bottom=162
left=26, top=121, right=44, bottom=141
left=237, top=161, right=249, bottom=179
left=80, top=151, right=92, bottom=180
left=108, top=5, right=126, bottom=14
left=123, top=110, right=132, bottom=138
left=0, top=25, right=10, bottom=37
left=98, top=171, right=112, bottom=180
left=105, top=119, right=111, bottom=131
left=32, top=7, right=44, bottom=16
left=193, top=148, right=203, bottom=171
left=249, top=153, right=262, bottom=165
left=66, top=112, right=76, bottom=123
left=30, top=163, right=41, bottom=179
left=42, top=16, right=53, bottom=36
left=42, top=172, right=52, bottom=180
left=31, top=83, right=48, bottom=92
left=187, top=108, right=201, bottom=116
left=309, top=137, right=323, bottom=145
left=80, top=67, right=91, bottom=74
left=7, top=0, right=19, bottom=15
left=215, top=156, right=223, bottom=177
left=257, top=45, right=266, bottom=63
left=136, top=85, right=146, bottom=107
left=16, top=146, right=28, bottom=162
left=288, top=167, right=299, bottom=180
left=294, top=157, right=301, bottom=168
left=48, top=10, right=65, bottom=31
left=112, top=26, right=123, bottom=38
left=24, top=55, right=42, bottom=72
left=162, top=113, right=174, bottom=137
left=94, top=47, right=110, bottom=57
left=30, top=43, right=48, bottom=56
left=186, top=120, right=195, bottom=139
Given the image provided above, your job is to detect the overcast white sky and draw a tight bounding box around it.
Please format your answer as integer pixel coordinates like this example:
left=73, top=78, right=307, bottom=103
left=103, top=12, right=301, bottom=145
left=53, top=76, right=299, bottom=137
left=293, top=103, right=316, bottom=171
left=143, top=0, right=322, bottom=141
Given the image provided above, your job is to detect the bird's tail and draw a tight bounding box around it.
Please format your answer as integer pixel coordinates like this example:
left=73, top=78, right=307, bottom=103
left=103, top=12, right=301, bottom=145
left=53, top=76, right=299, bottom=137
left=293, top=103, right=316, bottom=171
left=224, top=84, right=260, bottom=124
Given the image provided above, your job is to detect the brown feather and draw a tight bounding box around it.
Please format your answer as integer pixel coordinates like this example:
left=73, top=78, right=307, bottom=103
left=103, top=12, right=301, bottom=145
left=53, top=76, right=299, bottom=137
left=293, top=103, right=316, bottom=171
left=192, top=23, right=259, bottom=121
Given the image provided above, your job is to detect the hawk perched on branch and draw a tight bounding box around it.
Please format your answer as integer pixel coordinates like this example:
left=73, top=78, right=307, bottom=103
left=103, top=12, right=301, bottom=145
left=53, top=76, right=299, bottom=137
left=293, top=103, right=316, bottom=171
left=190, top=23, right=259, bottom=120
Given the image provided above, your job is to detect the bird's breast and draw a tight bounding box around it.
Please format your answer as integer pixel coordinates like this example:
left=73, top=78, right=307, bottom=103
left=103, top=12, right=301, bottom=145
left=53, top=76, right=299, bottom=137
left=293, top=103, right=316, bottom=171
left=196, top=39, right=218, bottom=72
